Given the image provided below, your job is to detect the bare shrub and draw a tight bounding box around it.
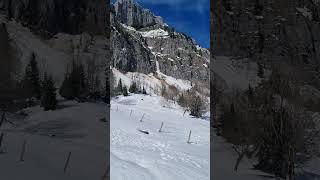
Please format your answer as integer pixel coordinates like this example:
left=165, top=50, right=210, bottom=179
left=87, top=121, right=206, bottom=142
left=177, top=90, right=207, bottom=118
left=160, top=81, right=179, bottom=101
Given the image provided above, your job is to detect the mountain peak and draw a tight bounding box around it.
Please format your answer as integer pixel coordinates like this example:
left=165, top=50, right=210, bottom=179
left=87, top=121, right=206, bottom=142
left=114, top=0, right=164, bottom=29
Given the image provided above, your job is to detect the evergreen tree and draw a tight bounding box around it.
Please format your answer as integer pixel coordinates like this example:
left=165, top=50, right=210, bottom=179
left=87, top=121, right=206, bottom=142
left=6, top=0, right=13, bottom=20
left=59, top=62, right=87, bottom=100
left=129, top=82, right=137, bottom=93
left=41, top=74, right=57, bottom=111
left=59, top=73, right=73, bottom=99
left=103, top=69, right=110, bottom=103
left=122, top=85, right=128, bottom=96
left=142, top=86, right=147, bottom=95
left=117, top=79, right=123, bottom=94
left=257, top=63, right=264, bottom=78
left=21, top=52, right=41, bottom=99
left=190, top=95, right=205, bottom=118
left=0, top=22, right=16, bottom=108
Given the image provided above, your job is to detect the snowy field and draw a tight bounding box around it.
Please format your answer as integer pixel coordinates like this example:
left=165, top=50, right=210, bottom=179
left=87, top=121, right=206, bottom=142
left=110, top=94, right=210, bottom=180
left=0, top=100, right=108, bottom=180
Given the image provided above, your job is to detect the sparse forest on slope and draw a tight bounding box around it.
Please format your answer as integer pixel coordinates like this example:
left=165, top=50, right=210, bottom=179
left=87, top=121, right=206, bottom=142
left=211, top=0, right=320, bottom=179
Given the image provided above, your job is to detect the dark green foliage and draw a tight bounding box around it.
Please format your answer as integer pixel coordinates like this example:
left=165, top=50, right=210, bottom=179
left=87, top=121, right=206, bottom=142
left=0, top=23, right=20, bottom=109
left=122, top=86, right=128, bottom=96
left=189, top=95, right=205, bottom=118
left=6, top=0, right=13, bottom=20
left=177, top=90, right=206, bottom=118
left=142, top=86, right=147, bottom=95
left=21, top=52, right=41, bottom=99
left=59, top=62, right=87, bottom=100
left=59, top=73, right=73, bottom=99
left=103, top=69, right=110, bottom=103
left=257, top=63, right=264, bottom=78
left=41, top=74, right=57, bottom=111
left=129, top=82, right=138, bottom=93
left=117, top=79, right=123, bottom=94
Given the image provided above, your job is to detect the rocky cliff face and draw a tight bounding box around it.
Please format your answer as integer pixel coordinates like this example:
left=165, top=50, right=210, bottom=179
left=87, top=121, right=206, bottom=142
left=0, top=0, right=107, bottom=36
left=111, top=0, right=210, bottom=85
left=212, top=0, right=320, bottom=72
left=114, top=0, right=164, bottom=29
left=211, top=0, right=320, bottom=112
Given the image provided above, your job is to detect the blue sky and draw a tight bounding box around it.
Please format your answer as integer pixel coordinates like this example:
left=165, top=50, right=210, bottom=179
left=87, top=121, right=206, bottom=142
left=112, top=0, right=210, bottom=48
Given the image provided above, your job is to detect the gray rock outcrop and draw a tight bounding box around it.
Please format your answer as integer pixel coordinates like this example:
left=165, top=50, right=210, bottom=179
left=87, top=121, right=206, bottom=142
left=111, top=0, right=210, bottom=85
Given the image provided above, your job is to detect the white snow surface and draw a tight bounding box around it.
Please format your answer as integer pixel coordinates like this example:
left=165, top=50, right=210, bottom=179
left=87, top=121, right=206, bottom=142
left=121, top=23, right=136, bottom=32
left=110, top=94, right=210, bottom=180
left=112, top=68, right=192, bottom=94
left=211, top=133, right=274, bottom=179
left=212, top=56, right=264, bottom=90
left=0, top=101, right=107, bottom=180
left=139, top=28, right=169, bottom=38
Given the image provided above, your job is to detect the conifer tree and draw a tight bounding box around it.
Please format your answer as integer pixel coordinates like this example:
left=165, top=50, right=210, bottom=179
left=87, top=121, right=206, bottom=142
left=257, top=63, right=264, bottom=78
left=103, top=69, right=110, bottom=103
left=21, top=52, right=41, bottom=99
left=122, top=86, right=128, bottom=96
left=41, top=74, right=57, bottom=111
left=142, top=86, right=147, bottom=95
left=0, top=22, right=15, bottom=108
left=59, top=62, right=87, bottom=100
left=117, top=79, right=123, bottom=94
left=190, top=95, right=205, bottom=118
left=129, top=82, right=137, bottom=93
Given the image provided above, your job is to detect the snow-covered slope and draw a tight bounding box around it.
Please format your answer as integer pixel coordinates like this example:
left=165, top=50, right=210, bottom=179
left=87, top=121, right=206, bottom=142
left=0, top=14, right=107, bottom=87
left=0, top=101, right=108, bottom=180
left=211, top=133, right=273, bottom=179
left=110, top=94, right=210, bottom=180
left=212, top=56, right=265, bottom=90
left=112, top=68, right=193, bottom=95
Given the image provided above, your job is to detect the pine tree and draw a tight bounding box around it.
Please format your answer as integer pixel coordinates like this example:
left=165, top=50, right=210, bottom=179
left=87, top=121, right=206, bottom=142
left=103, top=69, right=110, bottom=103
left=59, top=62, right=87, bottom=100
left=129, top=82, right=137, bottom=93
left=41, top=74, right=57, bottom=111
left=0, top=22, right=19, bottom=109
left=122, top=86, right=128, bottom=96
left=117, top=79, right=123, bottom=94
left=59, top=73, right=73, bottom=99
left=190, top=95, right=204, bottom=118
left=21, top=52, right=41, bottom=99
left=257, top=63, right=264, bottom=78
left=142, top=86, right=147, bottom=95
left=6, top=0, right=13, bottom=20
